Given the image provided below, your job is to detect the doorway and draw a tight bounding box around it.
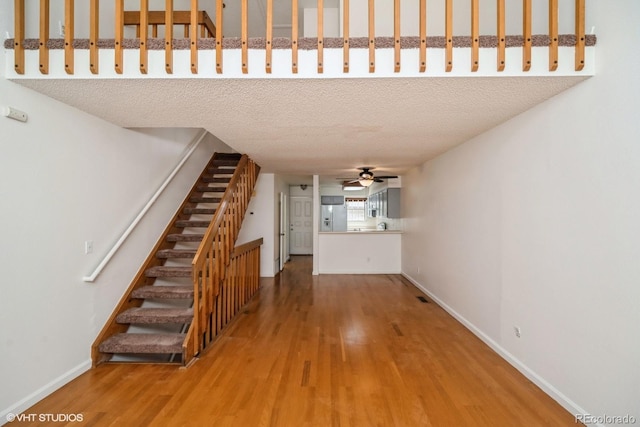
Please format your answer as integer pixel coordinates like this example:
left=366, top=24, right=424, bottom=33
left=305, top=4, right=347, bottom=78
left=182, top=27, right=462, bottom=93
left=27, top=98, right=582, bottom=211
left=278, top=192, right=289, bottom=271
left=289, top=196, right=313, bottom=255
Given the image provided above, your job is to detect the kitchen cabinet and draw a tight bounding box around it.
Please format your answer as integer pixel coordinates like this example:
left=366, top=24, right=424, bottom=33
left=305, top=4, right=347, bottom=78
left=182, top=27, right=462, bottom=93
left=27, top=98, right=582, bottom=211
left=368, top=188, right=401, bottom=219
left=367, top=192, right=378, bottom=217
left=386, top=188, right=401, bottom=218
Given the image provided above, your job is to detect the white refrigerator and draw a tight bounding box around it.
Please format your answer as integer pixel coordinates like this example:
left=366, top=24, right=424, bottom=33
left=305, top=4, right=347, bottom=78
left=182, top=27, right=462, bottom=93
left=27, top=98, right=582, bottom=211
left=320, top=204, right=348, bottom=232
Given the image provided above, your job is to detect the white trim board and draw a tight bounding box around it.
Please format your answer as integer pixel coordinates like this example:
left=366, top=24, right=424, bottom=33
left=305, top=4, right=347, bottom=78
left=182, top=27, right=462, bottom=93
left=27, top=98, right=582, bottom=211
left=400, top=272, right=600, bottom=427
left=0, top=359, right=92, bottom=421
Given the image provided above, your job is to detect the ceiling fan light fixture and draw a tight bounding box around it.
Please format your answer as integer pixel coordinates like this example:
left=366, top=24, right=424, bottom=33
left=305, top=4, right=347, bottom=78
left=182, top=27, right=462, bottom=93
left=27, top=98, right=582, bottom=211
left=359, top=179, right=374, bottom=187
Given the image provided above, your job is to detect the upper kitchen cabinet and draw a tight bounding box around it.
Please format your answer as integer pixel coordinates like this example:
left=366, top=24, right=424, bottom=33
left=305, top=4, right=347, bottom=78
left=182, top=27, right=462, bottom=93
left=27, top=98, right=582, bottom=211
left=368, top=188, right=401, bottom=219
left=386, top=188, right=401, bottom=219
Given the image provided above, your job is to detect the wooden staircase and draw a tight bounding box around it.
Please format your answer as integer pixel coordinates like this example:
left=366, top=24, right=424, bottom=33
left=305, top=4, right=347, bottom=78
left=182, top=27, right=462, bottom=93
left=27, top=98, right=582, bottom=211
left=92, top=152, right=261, bottom=366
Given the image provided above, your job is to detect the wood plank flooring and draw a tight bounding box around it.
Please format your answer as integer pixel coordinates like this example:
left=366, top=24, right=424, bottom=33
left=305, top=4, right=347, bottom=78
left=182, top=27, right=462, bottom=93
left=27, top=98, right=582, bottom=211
left=16, top=256, right=579, bottom=426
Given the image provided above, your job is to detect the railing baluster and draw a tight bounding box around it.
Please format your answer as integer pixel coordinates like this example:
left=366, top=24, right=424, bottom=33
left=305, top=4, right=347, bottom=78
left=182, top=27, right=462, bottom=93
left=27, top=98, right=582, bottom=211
left=343, top=0, right=349, bottom=73
left=65, top=0, right=74, bottom=74
left=549, top=0, right=558, bottom=71
left=242, top=0, right=248, bottom=74
left=394, top=0, right=400, bottom=72
left=368, top=0, right=374, bottom=72
left=40, top=0, right=50, bottom=75
left=191, top=0, right=198, bottom=73
left=14, top=0, right=25, bottom=75
left=266, top=0, right=273, bottom=73
left=497, top=0, right=505, bottom=71
left=419, top=0, right=426, bottom=72
left=140, top=0, right=148, bottom=74
left=115, top=0, right=124, bottom=74
left=445, top=0, right=452, bottom=72
left=216, top=0, right=223, bottom=73
left=523, top=0, right=531, bottom=71
left=166, top=0, right=173, bottom=74
left=471, top=0, right=479, bottom=72
left=90, top=0, right=99, bottom=74
left=292, top=0, right=298, bottom=73
left=318, top=0, right=324, bottom=73
left=575, top=0, right=585, bottom=71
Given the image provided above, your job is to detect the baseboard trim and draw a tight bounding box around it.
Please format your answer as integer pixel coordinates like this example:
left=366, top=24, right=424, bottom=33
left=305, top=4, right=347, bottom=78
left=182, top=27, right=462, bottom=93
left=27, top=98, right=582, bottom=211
left=0, top=359, right=92, bottom=421
left=401, top=272, right=597, bottom=426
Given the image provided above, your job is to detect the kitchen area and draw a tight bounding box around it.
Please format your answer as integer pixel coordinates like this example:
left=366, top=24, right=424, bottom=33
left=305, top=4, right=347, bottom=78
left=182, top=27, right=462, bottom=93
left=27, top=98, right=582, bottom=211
left=317, top=180, right=402, bottom=274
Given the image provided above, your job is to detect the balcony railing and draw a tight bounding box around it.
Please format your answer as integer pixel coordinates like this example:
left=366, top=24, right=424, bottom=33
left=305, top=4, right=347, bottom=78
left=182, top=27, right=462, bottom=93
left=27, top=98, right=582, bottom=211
left=7, top=0, right=594, bottom=77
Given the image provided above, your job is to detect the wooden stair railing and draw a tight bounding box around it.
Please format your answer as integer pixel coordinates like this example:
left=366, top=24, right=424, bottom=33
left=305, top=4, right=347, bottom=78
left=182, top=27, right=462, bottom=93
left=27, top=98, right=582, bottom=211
left=10, top=0, right=592, bottom=76
left=92, top=152, right=261, bottom=367
left=185, top=156, right=261, bottom=357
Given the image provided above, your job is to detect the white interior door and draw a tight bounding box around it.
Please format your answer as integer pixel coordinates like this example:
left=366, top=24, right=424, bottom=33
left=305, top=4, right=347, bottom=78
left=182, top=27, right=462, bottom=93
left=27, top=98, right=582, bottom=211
left=290, top=196, right=313, bottom=255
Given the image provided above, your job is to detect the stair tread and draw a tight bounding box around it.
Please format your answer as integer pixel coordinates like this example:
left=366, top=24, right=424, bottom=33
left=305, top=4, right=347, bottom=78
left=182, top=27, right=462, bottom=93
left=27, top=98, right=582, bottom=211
left=189, top=197, right=221, bottom=203
left=196, top=186, right=226, bottom=193
left=212, top=159, right=240, bottom=166
left=183, top=208, right=216, bottom=215
left=201, top=177, right=231, bottom=183
left=175, top=220, right=211, bottom=228
left=205, top=168, right=235, bottom=175
left=214, top=153, right=242, bottom=160
left=145, top=265, right=192, bottom=277
left=166, top=233, right=205, bottom=242
left=132, top=285, right=194, bottom=299
left=99, top=333, right=185, bottom=354
left=156, top=249, right=197, bottom=259
left=117, top=307, right=193, bottom=324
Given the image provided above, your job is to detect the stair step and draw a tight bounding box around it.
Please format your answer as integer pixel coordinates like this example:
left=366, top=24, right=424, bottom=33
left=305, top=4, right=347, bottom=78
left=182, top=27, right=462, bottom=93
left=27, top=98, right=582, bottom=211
left=205, top=168, right=235, bottom=175
left=156, top=249, right=197, bottom=259
left=132, top=285, right=194, bottom=299
left=212, top=159, right=240, bottom=166
left=175, top=220, right=210, bottom=228
left=183, top=207, right=216, bottom=215
left=214, top=153, right=242, bottom=160
left=196, top=186, right=226, bottom=193
left=99, top=333, right=185, bottom=354
left=145, top=266, right=192, bottom=277
left=166, top=233, right=204, bottom=242
left=117, top=307, right=193, bottom=324
left=201, top=177, right=231, bottom=183
left=189, top=197, right=221, bottom=204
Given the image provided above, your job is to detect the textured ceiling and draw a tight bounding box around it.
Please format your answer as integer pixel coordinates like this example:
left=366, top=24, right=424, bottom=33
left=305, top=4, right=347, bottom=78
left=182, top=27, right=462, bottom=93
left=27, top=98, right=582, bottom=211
left=16, top=76, right=587, bottom=179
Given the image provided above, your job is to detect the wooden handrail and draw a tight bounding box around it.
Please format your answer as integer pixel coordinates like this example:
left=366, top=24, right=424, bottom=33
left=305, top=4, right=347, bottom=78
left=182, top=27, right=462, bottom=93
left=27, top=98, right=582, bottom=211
left=11, top=1, right=592, bottom=76
left=233, top=238, right=264, bottom=258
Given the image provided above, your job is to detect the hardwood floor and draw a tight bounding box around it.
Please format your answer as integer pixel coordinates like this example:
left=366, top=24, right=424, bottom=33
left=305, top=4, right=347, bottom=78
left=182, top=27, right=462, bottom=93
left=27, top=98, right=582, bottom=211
left=18, top=256, right=578, bottom=426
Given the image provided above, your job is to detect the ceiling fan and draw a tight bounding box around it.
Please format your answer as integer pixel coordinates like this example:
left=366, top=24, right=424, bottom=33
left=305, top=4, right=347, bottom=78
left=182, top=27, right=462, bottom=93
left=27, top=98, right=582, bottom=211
left=338, top=167, right=398, bottom=187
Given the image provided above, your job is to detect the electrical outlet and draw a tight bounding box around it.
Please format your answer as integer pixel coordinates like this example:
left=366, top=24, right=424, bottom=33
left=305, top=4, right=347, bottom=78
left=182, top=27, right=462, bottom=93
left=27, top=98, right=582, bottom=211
left=85, top=241, right=94, bottom=254
left=514, top=326, right=521, bottom=338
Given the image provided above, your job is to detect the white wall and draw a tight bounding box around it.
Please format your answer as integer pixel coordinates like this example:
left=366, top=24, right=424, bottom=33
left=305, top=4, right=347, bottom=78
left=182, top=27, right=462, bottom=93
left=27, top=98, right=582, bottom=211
left=237, top=173, right=276, bottom=277
left=1, top=10, right=237, bottom=415
left=0, top=80, right=232, bottom=421
left=401, top=1, right=640, bottom=424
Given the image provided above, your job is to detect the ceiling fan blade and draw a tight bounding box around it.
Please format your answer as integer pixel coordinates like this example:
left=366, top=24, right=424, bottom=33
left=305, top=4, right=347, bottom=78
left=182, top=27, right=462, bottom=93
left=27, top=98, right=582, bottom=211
left=374, top=175, right=399, bottom=179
